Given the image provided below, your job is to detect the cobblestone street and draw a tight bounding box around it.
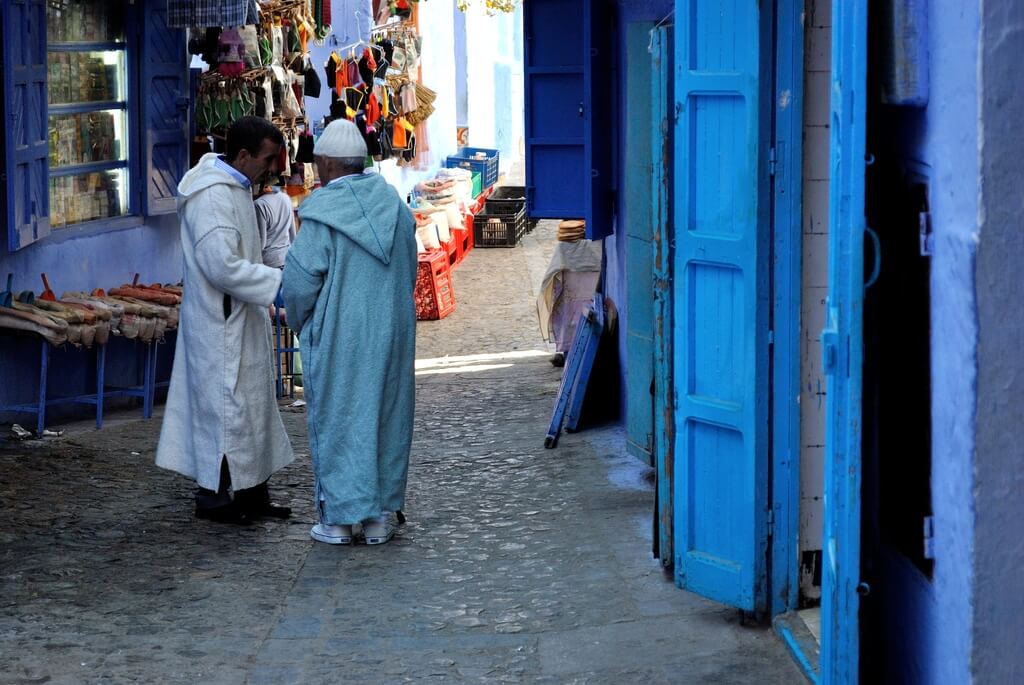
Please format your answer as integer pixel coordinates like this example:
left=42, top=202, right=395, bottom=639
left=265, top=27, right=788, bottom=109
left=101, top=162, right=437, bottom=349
left=0, top=222, right=802, bottom=684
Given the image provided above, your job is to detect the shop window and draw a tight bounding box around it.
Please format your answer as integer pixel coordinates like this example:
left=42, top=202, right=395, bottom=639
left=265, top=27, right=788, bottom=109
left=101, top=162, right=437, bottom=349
left=46, top=0, right=132, bottom=229
left=2, top=0, right=187, bottom=251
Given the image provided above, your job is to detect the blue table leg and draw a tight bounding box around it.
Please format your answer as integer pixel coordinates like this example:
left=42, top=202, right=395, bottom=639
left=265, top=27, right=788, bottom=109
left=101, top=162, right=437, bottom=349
left=149, top=342, right=159, bottom=412
left=275, top=316, right=284, bottom=398
left=96, top=343, right=106, bottom=429
left=142, top=343, right=153, bottom=419
left=37, top=342, right=49, bottom=436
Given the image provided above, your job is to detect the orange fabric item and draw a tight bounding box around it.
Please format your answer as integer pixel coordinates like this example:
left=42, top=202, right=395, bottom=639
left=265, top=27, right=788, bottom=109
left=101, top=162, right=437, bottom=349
left=393, top=118, right=408, bottom=148
left=366, top=93, right=381, bottom=127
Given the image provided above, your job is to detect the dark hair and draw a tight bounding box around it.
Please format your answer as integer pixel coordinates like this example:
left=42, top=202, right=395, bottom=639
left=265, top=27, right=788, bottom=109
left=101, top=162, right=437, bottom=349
left=338, top=157, right=367, bottom=174
left=226, top=116, right=285, bottom=162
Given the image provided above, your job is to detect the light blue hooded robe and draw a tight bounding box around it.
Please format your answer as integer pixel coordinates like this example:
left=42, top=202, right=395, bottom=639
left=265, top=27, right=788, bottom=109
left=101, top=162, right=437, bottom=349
left=282, top=172, right=417, bottom=525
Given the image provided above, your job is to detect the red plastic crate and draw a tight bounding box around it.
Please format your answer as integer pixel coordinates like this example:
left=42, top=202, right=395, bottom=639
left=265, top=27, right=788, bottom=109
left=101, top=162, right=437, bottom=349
left=449, top=225, right=467, bottom=265
left=442, top=235, right=458, bottom=268
left=461, top=213, right=475, bottom=255
left=415, top=249, right=456, bottom=321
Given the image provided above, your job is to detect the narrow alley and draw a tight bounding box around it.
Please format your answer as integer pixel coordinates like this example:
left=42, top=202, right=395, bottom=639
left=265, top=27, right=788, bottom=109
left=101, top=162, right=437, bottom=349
left=0, top=222, right=801, bottom=684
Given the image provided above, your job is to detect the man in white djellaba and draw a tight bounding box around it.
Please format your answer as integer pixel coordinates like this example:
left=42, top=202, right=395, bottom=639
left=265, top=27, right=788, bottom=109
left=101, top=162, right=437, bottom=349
left=156, top=116, right=295, bottom=525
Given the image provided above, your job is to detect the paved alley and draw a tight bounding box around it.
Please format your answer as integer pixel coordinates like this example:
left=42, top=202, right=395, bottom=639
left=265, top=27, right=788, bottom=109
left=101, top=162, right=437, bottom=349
left=0, top=222, right=803, bottom=684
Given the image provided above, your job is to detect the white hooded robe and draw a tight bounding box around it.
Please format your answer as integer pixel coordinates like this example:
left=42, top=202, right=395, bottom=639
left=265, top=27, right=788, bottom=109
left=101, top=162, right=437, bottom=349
left=156, top=153, right=294, bottom=491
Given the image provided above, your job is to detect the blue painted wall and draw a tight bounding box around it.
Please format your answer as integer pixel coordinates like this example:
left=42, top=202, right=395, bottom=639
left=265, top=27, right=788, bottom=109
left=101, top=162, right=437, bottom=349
left=0, top=215, right=183, bottom=423
left=971, top=1, right=1024, bottom=682
left=464, top=3, right=524, bottom=175
left=866, top=2, right=980, bottom=683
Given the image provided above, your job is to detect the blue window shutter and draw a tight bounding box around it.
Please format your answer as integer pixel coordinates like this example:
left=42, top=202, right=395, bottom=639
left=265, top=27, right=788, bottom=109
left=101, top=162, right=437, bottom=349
left=523, top=0, right=613, bottom=239
left=672, top=0, right=771, bottom=613
left=2, top=0, right=50, bottom=251
left=142, top=4, right=188, bottom=216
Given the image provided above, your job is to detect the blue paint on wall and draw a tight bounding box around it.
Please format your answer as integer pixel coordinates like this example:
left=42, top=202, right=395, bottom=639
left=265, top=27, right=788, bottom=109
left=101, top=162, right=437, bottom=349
left=0, top=214, right=183, bottom=422
left=866, top=2, right=980, bottom=683
left=454, top=3, right=468, bottom=127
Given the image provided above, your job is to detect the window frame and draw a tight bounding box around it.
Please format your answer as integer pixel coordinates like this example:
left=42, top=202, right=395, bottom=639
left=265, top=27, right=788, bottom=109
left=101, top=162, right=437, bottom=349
left=44, top=1, right=144, bottom=233
left=4, top=0, right=186, bottom=252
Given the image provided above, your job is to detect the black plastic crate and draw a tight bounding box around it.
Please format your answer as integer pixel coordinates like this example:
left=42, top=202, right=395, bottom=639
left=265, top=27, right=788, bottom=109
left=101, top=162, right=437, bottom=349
left=473, top=206, right=527, bottom=247
left=484, top=185, right=526, bottom=217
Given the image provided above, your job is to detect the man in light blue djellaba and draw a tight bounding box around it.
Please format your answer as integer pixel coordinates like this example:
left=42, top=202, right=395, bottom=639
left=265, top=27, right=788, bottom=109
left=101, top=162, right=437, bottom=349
left=282, top=120, right=417, bottom=545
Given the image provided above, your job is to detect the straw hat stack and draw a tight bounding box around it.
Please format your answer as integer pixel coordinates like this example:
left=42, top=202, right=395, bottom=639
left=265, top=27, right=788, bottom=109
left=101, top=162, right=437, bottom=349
left=557, top=220, right=586, bottom=242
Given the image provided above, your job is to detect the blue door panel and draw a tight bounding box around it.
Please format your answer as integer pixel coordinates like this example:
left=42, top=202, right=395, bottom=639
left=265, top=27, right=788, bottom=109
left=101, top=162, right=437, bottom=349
left=626, top=233, right=654, bottom=463
left=527, top=74, right=585, bottom=137
left=821, top=0, right=867, bottom=681
left=142, top=5, right=188, bottom=216
left=624, top=22, right=656, bottom=465
left=525, top=0, right=614, bottom=239
left=527, top=0, right=584, bottom=68
left=529, top=146, right=586, bottom=218
left=651, top=24, right=674, bottom=569
left=3, top=0, right=50, bottom=251
left=672, top=0, right=770, bottom=613
left=583, top=0, right=613, bottom=240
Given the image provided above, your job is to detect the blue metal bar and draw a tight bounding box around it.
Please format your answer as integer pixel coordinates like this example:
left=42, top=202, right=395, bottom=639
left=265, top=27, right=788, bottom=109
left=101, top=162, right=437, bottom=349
left=96, top=343, right=106, bottom=428
left=149, top=341, right=160, bottom=409
left=50, top=160, right=129, bottom=178
left=37, top=341, right=48, bottom=435
left=47, top=41, right=126, bottom=52
left=275, top=308, right=284, bottom=398
left=142, top=343, right=153, bottom=419
left=48, top=101, right=127, bottom=116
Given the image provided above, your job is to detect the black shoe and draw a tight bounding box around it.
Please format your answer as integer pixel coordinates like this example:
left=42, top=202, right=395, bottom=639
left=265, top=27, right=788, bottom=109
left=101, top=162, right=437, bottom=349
left=551, top=352, right=566, bottom=368
left=195, top=502, right=254, bottom=525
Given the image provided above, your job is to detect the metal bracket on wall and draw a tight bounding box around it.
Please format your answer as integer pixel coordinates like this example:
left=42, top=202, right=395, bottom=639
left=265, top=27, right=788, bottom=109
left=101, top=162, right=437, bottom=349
left=923, top=515, right=935, bottom=559
left=919, top=210, right=933, bottom=256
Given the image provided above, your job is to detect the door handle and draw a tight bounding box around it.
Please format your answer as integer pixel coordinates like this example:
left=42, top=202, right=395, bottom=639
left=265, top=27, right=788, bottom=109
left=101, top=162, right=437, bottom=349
left=865, top=225, right=881, bottom=288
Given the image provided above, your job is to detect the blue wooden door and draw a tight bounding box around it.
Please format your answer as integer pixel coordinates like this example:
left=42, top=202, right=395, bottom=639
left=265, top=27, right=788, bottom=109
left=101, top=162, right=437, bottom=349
left=651, top=25, right=674, bottom=568
left=672, top=0, right=771, bottom=612
left=624, top=22, right=657, bottom=466
left=821, top=0, right=868, bottom=681
left=524, top=0, right=612, bottom=240
left=2, top=0, right=50, bottom=251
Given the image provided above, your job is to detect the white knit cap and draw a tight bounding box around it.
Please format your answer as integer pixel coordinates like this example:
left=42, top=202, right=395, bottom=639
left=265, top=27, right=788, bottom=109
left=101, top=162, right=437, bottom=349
left=313, top=119, right=368, bottom=158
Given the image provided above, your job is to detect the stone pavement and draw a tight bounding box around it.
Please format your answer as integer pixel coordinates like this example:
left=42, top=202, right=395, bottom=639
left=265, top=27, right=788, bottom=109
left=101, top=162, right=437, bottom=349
left=0, top=221, right=803, bottom=684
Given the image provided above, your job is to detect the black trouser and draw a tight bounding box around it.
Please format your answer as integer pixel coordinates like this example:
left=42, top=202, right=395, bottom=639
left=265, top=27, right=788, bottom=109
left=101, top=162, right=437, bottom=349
left=195, top=457, right=269, bottom=511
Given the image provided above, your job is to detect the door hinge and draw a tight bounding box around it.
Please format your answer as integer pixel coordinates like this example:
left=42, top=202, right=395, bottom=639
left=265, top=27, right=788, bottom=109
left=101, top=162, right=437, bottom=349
left=767, top=509, right=775, bottom=537
left=821, top=301, right=840, bottom=375
left=768, top=147, right=777, bottom=176
left=919, top=210, right=934, bottom=256
left=923, top=516, right=935, bottom=559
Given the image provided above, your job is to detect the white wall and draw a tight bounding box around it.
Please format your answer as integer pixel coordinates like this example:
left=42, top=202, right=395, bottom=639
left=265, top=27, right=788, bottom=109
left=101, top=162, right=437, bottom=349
left=798, top=0, right=830, bottom=602
left=464, top=4, right=525, bottom=173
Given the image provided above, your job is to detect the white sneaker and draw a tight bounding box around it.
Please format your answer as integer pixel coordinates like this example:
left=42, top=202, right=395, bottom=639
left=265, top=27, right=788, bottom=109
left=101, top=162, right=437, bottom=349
left=310, top=523, right=353, bottom=545
left=362, top=514, right=396, bottom=545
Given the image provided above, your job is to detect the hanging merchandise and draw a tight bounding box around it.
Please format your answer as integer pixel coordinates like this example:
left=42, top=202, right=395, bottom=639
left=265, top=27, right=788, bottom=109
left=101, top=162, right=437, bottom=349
left=316, top=6, right=435, bottom=168
left=189, top=0, right=328, bottom=200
